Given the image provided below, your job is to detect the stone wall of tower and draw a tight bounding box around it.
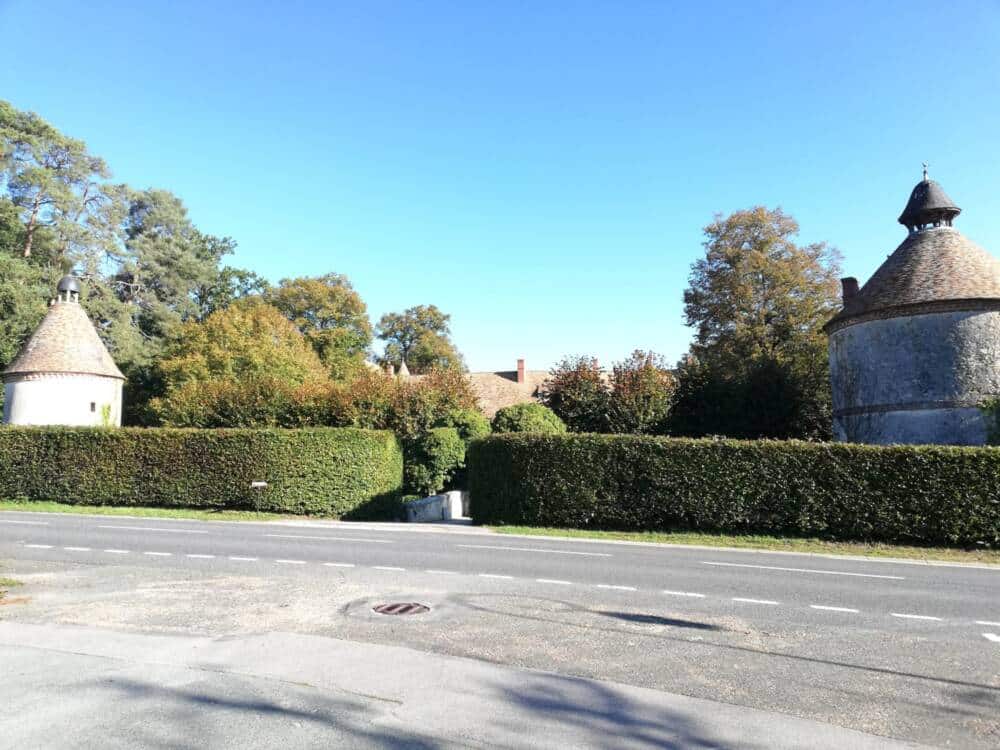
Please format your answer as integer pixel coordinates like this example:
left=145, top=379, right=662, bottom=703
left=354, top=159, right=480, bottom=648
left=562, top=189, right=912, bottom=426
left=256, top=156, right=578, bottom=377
left=2, top=373, right=123, bottom=427
left=828, top=309, right=1000, bottom=445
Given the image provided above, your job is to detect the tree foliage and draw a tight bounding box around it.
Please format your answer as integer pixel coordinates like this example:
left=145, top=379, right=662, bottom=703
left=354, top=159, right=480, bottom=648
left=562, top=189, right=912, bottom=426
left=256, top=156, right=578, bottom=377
left=492, top=402, right=567, bottom=434
left=607, top=350, right=676, bottom=435
left=265, top=273, right=373, bottom=380
left=376, top=304, right=464, bottom=374
left=672, top=207, right=841, bottom=440
left=542, top=356, right=610, bottom=432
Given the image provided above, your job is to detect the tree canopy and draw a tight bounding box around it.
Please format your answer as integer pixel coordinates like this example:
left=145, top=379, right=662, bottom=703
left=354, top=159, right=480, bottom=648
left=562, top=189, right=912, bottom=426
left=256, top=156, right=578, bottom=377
left=672, top=207, right=841, bottom=439
left=376, top=304, right=465, bottom=374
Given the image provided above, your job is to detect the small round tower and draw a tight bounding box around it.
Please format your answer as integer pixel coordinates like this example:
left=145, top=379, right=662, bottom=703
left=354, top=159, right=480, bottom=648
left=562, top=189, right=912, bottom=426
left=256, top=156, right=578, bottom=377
left=825, top=173, right=1000, bottom=445
left=2, top=276, right=125, bottom=427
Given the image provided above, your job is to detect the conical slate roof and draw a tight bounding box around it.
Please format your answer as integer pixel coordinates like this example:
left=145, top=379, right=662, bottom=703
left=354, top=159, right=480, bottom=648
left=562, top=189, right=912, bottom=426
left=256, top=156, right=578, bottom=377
left=2, top=300, right=125, bottom=380
left=826, top=178, right=1000, bottom=331
left=898, top=179, right=961, bottom=228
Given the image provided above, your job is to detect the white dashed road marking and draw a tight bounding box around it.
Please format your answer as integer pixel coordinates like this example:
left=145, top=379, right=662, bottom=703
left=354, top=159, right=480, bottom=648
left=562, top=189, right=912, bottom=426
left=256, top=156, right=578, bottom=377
left=733, top=598, right=780, bottom=605
left=597, top=584, right=637, bottom=591
left=0, top=519, right=48, bottom=525
left=186, top=554, right=215, bottom=559
left=983, top=633, right=1000, bottom=643
left=479, top=573, right=514, bottom=579
left=99, top=525, right=208, bottom=534
left=324, top=562, right=355, bottom=568
left=265, top=534, right=392, bottom=544
left=702, top=561, right=904, bottom=580
left=143, top=551, right=172, bottom=557
left=810, top=605, right=859, bottom=613
left=104, top=549, right=130, bottom=555
left=63, top=547, right=91, bottom=552
left=976, top=621, right=1000, bottom=627
left=373, top=566, right=405, bottom=571
left=229, top=556, right=258, bottom=562
left=275, top=559, right=306, bottom=565
left=891, top=613, right=942, bottom=621
left=456, top=544, right=611, bottom=558
left=536, top=578, right=573, bottom=585
left=426, top=569, right=457, bottom=574
left=663, top=590, right=706, bottom=598
left=25, top=544, right=52, bottom=549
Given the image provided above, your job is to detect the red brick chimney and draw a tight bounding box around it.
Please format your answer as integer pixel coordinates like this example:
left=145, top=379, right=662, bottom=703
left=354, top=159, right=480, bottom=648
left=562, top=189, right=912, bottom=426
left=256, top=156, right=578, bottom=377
left=517, top=358, right=526, bottom=384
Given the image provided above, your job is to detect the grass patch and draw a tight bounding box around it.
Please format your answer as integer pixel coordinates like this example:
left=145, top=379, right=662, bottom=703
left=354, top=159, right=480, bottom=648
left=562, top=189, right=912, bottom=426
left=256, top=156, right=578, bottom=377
left=0, top=500, right=300, bottom=523
left=491, top=526, right=1000, bottom=565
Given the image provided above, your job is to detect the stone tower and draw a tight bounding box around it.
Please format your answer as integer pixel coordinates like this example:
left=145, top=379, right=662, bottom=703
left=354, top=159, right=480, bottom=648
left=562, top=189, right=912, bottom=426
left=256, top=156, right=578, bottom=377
left=2, top=276, right=125, bottom=427
left=825, top=174, right=1000, bottom=445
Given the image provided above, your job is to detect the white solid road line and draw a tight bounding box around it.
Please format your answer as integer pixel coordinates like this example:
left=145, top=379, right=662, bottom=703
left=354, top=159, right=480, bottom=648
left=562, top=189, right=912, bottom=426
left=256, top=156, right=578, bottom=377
left=536, top=578, right=573, bottom=585
left=0, top=519, right=48, bottom=525
left=25, top=544, right=52, bottom=549
left=702, top=561, right=904, bottom=580
left=891, top=613, right=942, bottom=621
left=597, top=584, right=637, bottom=591
left=983, top=633, right=1000, bottom=643
left=323, top=562, right=355, bottom=568
left=976, top=620, right=1000, bottom=627
left=275, top=559, right=306, bottom=565
left=733, top=597, right=780, bottom=605
left=229, top=556, right=258, bottom=561
left=103, top=549, right=130, bottom=554
left=186, top=554, right=215, bottom=559
left=63, top=547, right=91, bottom=552
left=810, top=605, right=859, bottom=613
left=373, top=566, right=405, bottom=571
left=456, top=544, right=611, bottom=558
left=264, top=534, right=392, bottom=544
left=479, top=573, right=514, bottom=579
left=98, top=525, right=208, bottom=534
left=663, top=590, right=706, bottom=598
left=143, top=551, right=172, bottom=556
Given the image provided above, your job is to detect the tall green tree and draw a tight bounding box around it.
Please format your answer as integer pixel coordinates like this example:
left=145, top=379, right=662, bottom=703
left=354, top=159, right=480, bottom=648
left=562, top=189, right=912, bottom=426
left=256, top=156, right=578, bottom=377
left=266, top=273, right=373, bottom=380
left=672, top=207, right=841, bottom=439
left=0, top=100, right=125, bottom=269
left=377, top=304, right=464, bottom=374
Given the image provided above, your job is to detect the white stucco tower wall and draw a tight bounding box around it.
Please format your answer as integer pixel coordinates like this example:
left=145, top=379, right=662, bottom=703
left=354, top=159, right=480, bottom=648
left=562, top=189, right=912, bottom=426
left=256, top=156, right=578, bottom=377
left=1, top=276, right=125, bottom=427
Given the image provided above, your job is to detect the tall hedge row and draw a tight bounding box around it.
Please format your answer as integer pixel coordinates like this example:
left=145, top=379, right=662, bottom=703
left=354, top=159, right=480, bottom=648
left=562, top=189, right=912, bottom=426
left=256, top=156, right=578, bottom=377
left=467, top=434, right=1000, bottom=546
left=0, top=427, right=403, bottom=518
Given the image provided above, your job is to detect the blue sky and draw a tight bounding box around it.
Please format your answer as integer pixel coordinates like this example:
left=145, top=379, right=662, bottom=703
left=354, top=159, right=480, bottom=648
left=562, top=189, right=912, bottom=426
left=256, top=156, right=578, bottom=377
left=2, top=1, right=999, bottom=371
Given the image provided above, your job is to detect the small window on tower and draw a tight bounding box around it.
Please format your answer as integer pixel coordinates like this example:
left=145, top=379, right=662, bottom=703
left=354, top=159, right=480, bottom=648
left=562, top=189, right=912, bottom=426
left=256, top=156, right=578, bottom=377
left=90, top=402, right=96, bottom=412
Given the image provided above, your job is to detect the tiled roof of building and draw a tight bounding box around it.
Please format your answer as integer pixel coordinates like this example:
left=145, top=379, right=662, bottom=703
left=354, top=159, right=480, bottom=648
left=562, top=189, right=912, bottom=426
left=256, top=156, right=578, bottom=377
left=2, top=300, right=125, bottom=380
left=897, top=179, right=961, bottom=229
left=826, top=179, right=1000, bottom=331
left=468, top=370, right=550, bottom=417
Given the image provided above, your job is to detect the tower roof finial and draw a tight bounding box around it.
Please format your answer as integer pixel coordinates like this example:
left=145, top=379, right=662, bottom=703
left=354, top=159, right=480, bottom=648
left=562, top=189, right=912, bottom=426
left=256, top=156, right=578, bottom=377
left=922, top=162, right=929, bottom=181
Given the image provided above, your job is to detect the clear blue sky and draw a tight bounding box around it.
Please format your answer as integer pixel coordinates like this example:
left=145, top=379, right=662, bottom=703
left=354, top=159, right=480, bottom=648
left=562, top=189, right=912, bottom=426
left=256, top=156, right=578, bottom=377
left=2, top=1, right=999, bottom=371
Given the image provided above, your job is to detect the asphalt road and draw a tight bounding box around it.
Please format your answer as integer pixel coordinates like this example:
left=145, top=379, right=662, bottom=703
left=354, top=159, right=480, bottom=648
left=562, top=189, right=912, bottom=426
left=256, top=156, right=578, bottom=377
left=2, top=510, right=999, bottom=748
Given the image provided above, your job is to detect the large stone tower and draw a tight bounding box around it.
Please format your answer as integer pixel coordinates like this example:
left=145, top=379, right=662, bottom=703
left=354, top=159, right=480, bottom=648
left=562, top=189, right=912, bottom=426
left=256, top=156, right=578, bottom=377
left=825, top=173, right=1000, bottom=445
left=2, top=276, right=125, bottom=427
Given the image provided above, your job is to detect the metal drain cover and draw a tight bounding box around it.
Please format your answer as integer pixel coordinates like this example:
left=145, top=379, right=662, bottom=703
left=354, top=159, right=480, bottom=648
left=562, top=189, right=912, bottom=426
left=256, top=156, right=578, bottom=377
left=373, top=602, right=430, bottom=616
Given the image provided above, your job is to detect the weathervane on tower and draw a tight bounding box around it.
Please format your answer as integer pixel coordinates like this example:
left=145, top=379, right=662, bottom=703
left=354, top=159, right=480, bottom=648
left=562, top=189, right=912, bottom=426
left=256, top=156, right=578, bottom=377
left=923, top=162, right=929, bottom=181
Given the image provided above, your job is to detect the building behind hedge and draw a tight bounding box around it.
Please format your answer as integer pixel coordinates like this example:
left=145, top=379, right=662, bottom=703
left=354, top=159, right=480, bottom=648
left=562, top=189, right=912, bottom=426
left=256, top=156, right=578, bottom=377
left=825, top=173, right=1000, bottom=445
left=2, top=276, right=125, bottom=427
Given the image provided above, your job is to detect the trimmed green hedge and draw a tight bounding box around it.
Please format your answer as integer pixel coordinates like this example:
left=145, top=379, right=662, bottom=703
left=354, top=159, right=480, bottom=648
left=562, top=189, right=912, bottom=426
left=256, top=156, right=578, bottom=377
left=468, top=434, right=1000, bottom=547
left=0, top=426, right=403, bottom=519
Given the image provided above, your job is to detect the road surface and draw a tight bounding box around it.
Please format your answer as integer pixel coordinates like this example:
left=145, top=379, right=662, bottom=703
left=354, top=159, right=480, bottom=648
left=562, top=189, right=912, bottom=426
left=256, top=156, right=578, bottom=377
left=1, top=510, right=998, bottom=748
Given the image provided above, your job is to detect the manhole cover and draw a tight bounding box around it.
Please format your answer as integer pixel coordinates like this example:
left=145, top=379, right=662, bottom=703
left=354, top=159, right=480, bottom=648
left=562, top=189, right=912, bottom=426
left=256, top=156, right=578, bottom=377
left=373, top=602, right=431, bottom=616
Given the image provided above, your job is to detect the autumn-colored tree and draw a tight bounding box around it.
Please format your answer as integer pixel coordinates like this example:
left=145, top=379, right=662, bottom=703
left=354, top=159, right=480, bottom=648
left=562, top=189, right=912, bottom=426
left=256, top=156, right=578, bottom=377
left=376, top=304, right=464, bottom=374
left=150, top=300, right=331, bottom=425
left=607, top=350, right=676, bottom=434
left=265, top=273, right=373, bottom=380
left=542, top=355, right=610, bottom=433
left=672, top=207, right=841, bottom=439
